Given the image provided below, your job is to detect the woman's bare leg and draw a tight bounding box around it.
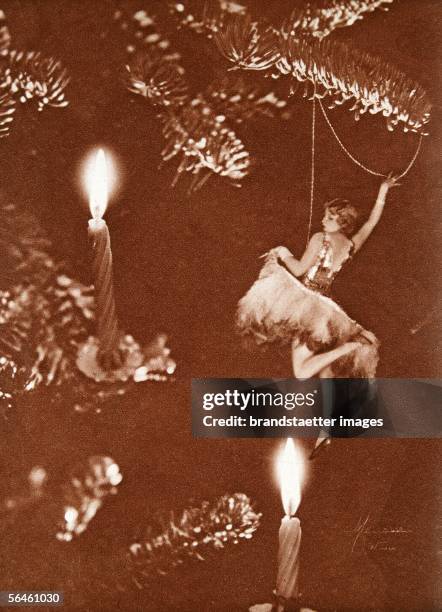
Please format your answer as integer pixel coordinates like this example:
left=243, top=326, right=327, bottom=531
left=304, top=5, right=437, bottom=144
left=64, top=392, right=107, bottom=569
left=291, top=340, right=360, bottom=380
left=291, top=341, right=360, bottom=458
left=314, top=376, right=334, bottom=446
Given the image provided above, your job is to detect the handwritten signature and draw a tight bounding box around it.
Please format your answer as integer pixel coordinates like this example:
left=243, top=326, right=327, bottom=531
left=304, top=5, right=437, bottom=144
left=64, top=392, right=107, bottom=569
left=345, top=515, right=412, bottom=553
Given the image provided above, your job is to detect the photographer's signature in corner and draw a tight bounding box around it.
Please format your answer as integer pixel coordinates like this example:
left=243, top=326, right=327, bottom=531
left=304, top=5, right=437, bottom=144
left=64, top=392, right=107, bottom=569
left=346, top=514, right=412, bottom=553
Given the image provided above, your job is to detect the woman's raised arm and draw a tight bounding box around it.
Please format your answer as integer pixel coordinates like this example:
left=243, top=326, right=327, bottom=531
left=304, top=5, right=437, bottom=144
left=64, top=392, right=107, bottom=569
left=352, top=175, right=399, bottom=252
left=276, top=232, right=323, bottom=277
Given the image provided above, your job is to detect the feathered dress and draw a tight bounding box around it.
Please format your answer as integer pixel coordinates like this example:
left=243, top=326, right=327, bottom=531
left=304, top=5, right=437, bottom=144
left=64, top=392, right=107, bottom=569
left=236, top=233, right=379, bottom=378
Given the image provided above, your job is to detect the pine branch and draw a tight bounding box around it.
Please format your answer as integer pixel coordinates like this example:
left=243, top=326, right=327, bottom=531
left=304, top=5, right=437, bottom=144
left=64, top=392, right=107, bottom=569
left=0, top=201, right=94, bottom=393
left=0, top=9, right=10, bottom=56
left=121, top=6, right=296, bottom=191
left=0, top=197, right=175, bottom=412
left=160, top=100, right=251, bottom=191
left=168, top=0, right=247, bottom=36
left=168, top=0, right=393, bottom=41
left=206, top=76, right=294, bottom=123
left=214, top=13, right=279, bottom=71
left=285, top=0, right=394, bottom=40
left=128, top=493, right=261, bottom=583
left=126, top=53, right=189, bottom=108
left=277, top=36, right=431, bottom=133
left=0, top=10, right=70, bottom=137
left=121, top=7, right=251, bottom=191
left=57, top=456, right=123, bottom=542
left=4, top=50, right=69, bottom=110
left=214, top=11, right=431, bottom=134
left=0, top=456, right=123, bottom=542
left=0, top=88, right=15, bottom=136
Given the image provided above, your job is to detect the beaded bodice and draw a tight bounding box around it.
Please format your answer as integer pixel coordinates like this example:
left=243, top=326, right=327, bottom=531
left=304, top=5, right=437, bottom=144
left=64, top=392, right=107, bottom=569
left=302, top=233, right=354, bottom=296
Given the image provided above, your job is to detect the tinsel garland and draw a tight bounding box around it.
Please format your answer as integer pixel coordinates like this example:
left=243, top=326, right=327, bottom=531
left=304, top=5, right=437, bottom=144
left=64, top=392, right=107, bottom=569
left=128, top=493, right=261, bottom=584
left=0, top=10, right=69, bottom=137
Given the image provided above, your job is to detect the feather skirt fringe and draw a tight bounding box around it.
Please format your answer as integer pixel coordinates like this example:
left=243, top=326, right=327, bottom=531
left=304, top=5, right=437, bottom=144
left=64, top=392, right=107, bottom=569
left=236, top=252, right=379, bottom=377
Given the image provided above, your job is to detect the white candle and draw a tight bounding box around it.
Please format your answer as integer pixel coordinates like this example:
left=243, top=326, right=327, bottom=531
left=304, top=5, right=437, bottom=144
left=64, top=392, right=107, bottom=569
left=277, top=516, right=302, bottom=602
left=276, top=438, right=304, bottom=607
left=85, top=149, right=120, bottom=368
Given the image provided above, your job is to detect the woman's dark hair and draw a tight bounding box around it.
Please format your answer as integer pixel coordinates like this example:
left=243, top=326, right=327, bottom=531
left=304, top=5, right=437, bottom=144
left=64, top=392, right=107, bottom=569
left=324, top=198, right=358, bottom=236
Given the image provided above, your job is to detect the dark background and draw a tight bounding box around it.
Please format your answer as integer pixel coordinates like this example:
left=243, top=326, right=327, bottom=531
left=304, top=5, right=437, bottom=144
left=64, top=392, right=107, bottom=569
left=0, top=1, right=441, bottom=610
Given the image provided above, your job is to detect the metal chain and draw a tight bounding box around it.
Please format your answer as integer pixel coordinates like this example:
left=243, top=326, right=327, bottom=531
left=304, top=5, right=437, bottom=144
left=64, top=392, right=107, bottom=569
left=306, top=92, right=316, bottom=248
left=317, top=97, right=423, bottom=180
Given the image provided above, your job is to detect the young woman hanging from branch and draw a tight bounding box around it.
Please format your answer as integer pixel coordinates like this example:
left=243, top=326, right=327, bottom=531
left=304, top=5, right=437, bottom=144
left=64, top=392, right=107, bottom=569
left=236, top=174, right=399, bottom=381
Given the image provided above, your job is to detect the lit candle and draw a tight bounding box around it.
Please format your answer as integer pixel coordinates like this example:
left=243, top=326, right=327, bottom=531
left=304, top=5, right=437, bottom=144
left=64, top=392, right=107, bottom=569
left=275, top=438, right=304, bottom=610
left=85, top=149, right=121, bottom=368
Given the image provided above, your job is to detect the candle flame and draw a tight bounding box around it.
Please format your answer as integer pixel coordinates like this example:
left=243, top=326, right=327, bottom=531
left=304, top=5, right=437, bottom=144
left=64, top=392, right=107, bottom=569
left=87, top=148, right=108, bottom=219
left=82, top=147, right=120, bottom=219
left=277, top=438, right=304, bottom=517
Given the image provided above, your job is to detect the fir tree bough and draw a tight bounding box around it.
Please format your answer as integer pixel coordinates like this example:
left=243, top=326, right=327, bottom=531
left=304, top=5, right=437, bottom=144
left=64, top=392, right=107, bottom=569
left=214, top=5, right=431, bottom=134
left=119, top=6, right=297, bottom=191
left=0, top=9, right=69, bottom=137
left=128, top=493, right=261, bottom=585
left=0, top=198, right=175, bottom=412
left=0, top=200, right=94, bottom=408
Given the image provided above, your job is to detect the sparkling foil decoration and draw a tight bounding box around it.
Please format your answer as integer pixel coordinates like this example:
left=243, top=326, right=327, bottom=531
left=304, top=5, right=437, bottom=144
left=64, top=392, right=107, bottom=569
left=128, top=493, right=261, bottom=584
left=0, top=10, right=69, bottom=136
left=56, top=456, right=123, bottom=542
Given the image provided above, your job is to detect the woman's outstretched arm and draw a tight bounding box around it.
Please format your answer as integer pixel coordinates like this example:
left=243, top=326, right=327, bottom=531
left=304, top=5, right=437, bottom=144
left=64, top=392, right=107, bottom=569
left=276, top=232, right=323, bottom=277
left=352, top=175, right=399, bottom=252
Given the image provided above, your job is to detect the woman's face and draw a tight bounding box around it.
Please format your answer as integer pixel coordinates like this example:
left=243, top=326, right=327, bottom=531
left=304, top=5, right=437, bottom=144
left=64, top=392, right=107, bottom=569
left=322, top=208, right=342, bottom=233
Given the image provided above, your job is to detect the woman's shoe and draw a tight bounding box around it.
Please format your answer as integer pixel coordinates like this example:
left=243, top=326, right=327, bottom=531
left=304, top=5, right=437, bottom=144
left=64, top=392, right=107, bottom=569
left=309, top=436, right=331, bottom=460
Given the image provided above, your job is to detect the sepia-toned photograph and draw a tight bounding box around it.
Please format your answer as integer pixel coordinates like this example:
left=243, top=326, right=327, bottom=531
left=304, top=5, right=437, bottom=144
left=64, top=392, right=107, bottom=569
left=0, top=1, right=440, bottom=610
